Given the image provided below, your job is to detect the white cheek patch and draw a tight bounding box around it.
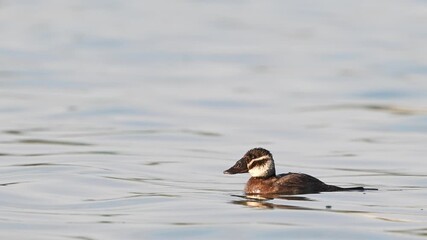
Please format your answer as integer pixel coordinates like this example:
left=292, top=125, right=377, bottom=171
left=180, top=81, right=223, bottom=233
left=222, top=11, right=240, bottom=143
left=248, top=164, right=270, bottom=177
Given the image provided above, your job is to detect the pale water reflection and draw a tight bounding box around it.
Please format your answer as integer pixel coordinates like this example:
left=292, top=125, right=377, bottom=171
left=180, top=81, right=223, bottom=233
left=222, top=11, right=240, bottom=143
left=1, top=0, right=427, bottom=239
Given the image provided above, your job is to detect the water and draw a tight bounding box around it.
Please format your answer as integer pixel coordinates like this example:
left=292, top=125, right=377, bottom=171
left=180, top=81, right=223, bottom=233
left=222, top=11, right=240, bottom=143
left=1, top=0, right=427, bottom=239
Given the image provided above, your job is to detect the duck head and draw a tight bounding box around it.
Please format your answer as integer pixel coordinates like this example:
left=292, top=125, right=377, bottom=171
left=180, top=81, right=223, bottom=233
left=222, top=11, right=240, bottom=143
left=224, top=148, right=276, bottom=178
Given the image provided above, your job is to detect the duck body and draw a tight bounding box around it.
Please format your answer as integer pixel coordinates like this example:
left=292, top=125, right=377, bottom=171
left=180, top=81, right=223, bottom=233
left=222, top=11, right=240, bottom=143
left=245, top=173, right=346, bottom=195
left=224, top=148, right=366, bottom=195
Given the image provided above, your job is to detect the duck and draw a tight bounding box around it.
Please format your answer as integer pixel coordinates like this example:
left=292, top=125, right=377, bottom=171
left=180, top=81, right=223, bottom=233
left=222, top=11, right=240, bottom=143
left=224, top=148, right=369, bottom=195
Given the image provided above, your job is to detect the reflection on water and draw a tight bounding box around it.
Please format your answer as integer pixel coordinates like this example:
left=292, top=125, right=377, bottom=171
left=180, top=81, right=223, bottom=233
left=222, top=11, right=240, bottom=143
left=16, top=139, right=93, bottom=146
left=229, top=194, right=382, bottom=213
left=233, top=199, right=313, bottom=210
left=231, top=194, right=316, bottom=210
left=1, top=0, right=427, bottom=239
left=301, top=104, right=427, bottom=115
left=391, top=228, right=427, bottom=238
left=0, top=182, right=21, bottom=187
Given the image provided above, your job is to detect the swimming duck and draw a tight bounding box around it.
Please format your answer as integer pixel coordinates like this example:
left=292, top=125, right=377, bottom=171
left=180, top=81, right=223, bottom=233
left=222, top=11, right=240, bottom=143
left=224, top=148, right=367, bottom=195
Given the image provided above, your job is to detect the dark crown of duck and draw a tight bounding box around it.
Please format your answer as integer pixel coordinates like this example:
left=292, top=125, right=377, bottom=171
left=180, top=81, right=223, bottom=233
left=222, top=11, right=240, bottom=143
left=223, top=148, right=276, bottom=178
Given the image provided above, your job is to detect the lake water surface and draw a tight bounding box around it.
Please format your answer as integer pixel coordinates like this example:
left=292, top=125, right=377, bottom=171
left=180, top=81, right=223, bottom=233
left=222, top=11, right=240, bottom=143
left=1, top=1, right=427, bottom=239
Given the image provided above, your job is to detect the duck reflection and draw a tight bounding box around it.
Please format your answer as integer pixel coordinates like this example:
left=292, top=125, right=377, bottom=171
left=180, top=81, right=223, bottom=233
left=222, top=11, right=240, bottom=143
left=230, top=194, right=316, bottom=210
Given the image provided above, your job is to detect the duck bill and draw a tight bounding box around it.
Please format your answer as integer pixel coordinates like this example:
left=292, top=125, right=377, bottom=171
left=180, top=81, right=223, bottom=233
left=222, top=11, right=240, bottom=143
left=223, top=158, right=248, bottom=174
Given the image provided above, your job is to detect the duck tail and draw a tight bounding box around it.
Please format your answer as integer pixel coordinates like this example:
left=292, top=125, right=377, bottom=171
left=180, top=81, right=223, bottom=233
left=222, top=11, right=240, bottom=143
left=341, top=187, right=378, bottom=191
left=325, top=185, right=378, bottom=192
left=342, top=187, right=365, bottom=191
